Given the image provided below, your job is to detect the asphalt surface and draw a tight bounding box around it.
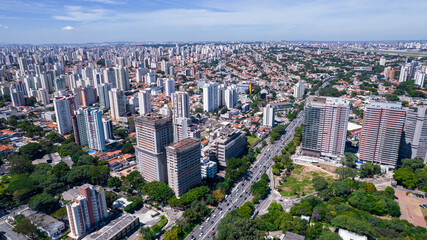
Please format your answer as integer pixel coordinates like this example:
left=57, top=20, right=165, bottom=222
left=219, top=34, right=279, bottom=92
left=187, top=113, right=304, bottom=240
left=186, top=76, right=333, bottom=240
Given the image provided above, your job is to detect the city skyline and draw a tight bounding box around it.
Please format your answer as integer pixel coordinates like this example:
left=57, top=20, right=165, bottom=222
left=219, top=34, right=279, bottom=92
left=0, top=0, right=426, bottom=44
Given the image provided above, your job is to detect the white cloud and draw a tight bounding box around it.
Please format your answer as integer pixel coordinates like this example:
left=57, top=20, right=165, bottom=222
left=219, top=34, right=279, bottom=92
left=62, top=26, right=74, bottom=30
left=84, top=0, right=124, bottom=4
left=4, top=26, right=8, bottom=29
left=54, top=6, right=111, bottom=22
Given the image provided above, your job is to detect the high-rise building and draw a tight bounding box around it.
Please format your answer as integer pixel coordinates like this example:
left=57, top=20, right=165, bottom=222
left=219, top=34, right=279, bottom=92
left=102, top=118, right=113, bottom=141
left=74, top=109, right=88, bottom=146
left=54, top=98, right=73, bottom=135
left=10, top=84, right=25, bottom=107
left=414, top=71, right=426, bottom=87
left=294, top=82, right=305, bottom=99
left=166, top=138, right=202, bottom=197
left=225, top=85, right=238, bottom=109
left=203, top=82, right=219, bottom=112
left=98, top=83, right=111, bottom=109
left=103, top=68, right=116, bottom=88
left=84, top=108, right=106, bottom=151
left=114, top=66, right=130, bottom=91
left=173, top=117, right=190, bottom=143
left=218, top=84, right=226, bottom=108
left=211, top=128, right=246, bottom=168
left=263, top=104, right=275, bottom=128
left=36, top=89, right=50, bottom=105
left=379, top=57, right=386, bottom=66
left=109, top=88, right=126, bottom=121
left=384, top=67, right=396, bottom=80
left=302, top=97, right=350, bottom=158
left=66, top=185, right=108, bottom=238
left=80, top=86, right=96, bottom=107
left=359, top=102, right=406, bottom=166
left=399, top=64, right=410, bottom=82
left=135, top=114, right=173, bottom=183
left=400, top=106, right=427, bottom=163
left=171, top=92, right=190, bottom=119
left=164, top=78, right=175, bottom=97
left=138, top=89, right=151, bottom=116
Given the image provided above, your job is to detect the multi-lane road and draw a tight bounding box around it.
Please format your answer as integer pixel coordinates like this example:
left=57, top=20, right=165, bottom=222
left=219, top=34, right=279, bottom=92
left=186, top=76, right=333, bottom=240
left=187, top=113, right=304, bottom=240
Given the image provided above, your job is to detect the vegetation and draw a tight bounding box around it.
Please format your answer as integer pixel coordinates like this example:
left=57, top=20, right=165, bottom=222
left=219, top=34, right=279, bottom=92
left=250, top=173, right=269, bottom=199
left=393, top=158, right=427, bottom=191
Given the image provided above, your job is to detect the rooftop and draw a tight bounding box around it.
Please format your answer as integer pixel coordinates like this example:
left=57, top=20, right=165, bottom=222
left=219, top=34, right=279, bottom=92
left=83, top=213, right=139, bottom=240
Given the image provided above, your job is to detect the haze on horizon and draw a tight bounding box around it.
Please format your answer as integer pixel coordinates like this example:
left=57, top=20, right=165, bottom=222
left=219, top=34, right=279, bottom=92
left=0, top=0, right=426, bottom=44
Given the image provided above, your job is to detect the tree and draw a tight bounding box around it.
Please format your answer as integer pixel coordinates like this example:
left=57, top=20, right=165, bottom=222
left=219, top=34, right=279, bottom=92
left=318, top=230, right=342, bottom=240
left=121, top=142, right=135, bottom=154
left=19, top=142, right=45, bottom=160
left=359, top=162, right=381, bottom=178
left=87, top=165, right=110, bottom=185
left=8, top=154, right=34, bottom=174
left=312, top=176, right=328, bottom=191
left=335, top=167, right=358, bottom=180
left=342, top=152, right=357, bottom=168
left=385, top=94, right=399, bottom=101
left=393, top=168, right=418, bottom=189
left=13, top=217, right=45, bottom=239
left=28, top=193, right=58, bottom=214
left=142, top=181, right=174, bottom=203
left=401, top=158, right=424, bottom=171
left=52, top=162, right=70, bottom=179
left=163, top=227, right=181, bottom=240
left=114, top=128, right=128, bottom=139
left=107, top=177, right=122, bottom=189
left=212, top=189, right=225, bottom=203
left=105, top=191, right=118, bottom=208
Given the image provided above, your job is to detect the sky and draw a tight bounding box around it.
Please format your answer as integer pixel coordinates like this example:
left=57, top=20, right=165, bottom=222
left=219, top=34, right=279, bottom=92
left=0, top=0, right=426, bottom=44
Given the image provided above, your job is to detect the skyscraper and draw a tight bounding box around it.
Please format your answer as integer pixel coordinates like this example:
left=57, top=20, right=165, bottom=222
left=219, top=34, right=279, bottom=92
left=103, top=68, right=116, bottom=88
left=359, top=102, right=406, bottom=166
left=66, top=185, right=108, bottom=238
left=109, top=88, right=126, bottom=121
left=302, top=97, right=350, bottom=158
left=203, top=82, right=219, bottom=112
left=263, top=104, right=275, bottom=128
left=218, top=84, right=226, bottom=108
left=102, top=118, right=113, bottom=141
left=84, top=108, right=106, bottom=151
left=135, top=114, right=173, bottom=183
left=384, top=67, right=396, bottom=80
left=164, top=78, right=175, bottom=97
left=171, top=91, right=190, bottom=119
left=400, top=106, right=427, bottom=163
left=138, top=89, right=151, bottom=116
left=166, top=138, right=202, bottom=197
left=54, top=98, right=73, bottom=135
left=10, top=84, right=25, bottom=107
left=225, top=85, right=238, bottom=109
left=114, top=66, right=130, bottom=91
left=98, top=83, right=111, bottom=109
left=294, top=82, right=305, bottom=99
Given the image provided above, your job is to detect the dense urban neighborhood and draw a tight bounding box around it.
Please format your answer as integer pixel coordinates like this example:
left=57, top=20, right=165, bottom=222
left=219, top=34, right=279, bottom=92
left=0, top=40, right=427, bottom=240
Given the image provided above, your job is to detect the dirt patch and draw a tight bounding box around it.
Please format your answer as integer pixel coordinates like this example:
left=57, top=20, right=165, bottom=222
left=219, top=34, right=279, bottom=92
left=395, top=189, right=427, bottom=228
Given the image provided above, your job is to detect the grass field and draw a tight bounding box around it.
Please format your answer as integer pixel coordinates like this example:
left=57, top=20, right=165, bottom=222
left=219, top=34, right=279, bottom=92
left=278, top=164, right=330, bottom=197
left=247, top=136, right=260, bottom=147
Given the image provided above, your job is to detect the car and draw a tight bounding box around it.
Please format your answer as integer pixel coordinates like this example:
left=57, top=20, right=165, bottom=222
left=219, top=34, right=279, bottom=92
left=213, top=214, right=216, bottom=218
left=212, top=231, right=216, bottom=236
left=211, top=221, right=214, bottom=224
left=260, top=170, right=262, bottom=172
left=199, top=233, right=203, bottom=237
left=206, top=217, right=210, bottom=222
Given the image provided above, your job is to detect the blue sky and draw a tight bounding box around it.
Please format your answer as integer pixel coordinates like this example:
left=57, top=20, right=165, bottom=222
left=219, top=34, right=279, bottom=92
left=0, top=0, right=426, bottom=44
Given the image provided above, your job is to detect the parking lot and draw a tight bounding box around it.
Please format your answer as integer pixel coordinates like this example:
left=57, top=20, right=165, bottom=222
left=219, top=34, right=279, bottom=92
left=395, top=189, right=427, bottom=228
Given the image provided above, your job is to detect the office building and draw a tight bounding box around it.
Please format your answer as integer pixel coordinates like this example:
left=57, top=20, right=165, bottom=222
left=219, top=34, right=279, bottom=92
left=98, top=83, right=111, bottom=109
left=164, top=78, right=175, bottom=97
left=302, top=97, right=350, bottom=158
left=171, top=91, right=190, bottom=118
left=203, top=82, right=219, bottom=112
left=54, top=98, right=73, bottom=135
left=109, top=88, right=126, bottom=121
left=294, top=82, right=305, bottom=99
left=201, top=158, right=217, bottom=179
left=173, top=117, right=190, bottom=143
left=166, top=138, right=202, bottom=197
left=211, top=128, right=246, bottom=168
left=225, top=85, right=238, bottom=109
left=401, top=106, right=427, bottom=163
left=83, top=213, right=139, bottom=240
left=359, top=102, right=406, bottom=166
left=66, top=185, right=108, bottom=238
left=263, top=104, right=275, bottom=128
left=10, top=84, right=25, bottom=107
left=138, top=89, right=151, bottom=116
left=135, top=114, right=173, bottom=183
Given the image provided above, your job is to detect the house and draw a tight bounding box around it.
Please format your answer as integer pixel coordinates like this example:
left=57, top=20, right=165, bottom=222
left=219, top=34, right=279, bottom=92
left=284, top=231, right=305, bottom=240
left=32, top=152, right=73, bottom=168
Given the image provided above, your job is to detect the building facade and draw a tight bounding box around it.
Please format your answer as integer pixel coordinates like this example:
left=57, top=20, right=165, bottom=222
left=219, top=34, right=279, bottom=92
left=212, top=128, right=246, bottom=168
left=166, top=138, right=202, bottom=197
left=359, top=102, right=406, bottom=166
left=54, top=98, right=73, bottom=135
left=400, top=106, right=427, bottom=163
left=135, top=114, right=173, bottom=183
left=263, top=104, right=275, bottom=128
left=302, top=97, right=350, bottom=159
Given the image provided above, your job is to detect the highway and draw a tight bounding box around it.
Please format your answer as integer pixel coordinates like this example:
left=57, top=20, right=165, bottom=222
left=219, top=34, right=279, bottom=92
left=187, top=113, right=304, bottom=240
left=186, top=76, right=333, bottom=240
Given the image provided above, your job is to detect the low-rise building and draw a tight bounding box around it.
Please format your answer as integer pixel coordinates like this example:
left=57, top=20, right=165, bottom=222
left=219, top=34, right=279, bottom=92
left=211, top=128, right=246, bottom=168
left=83, top=213, right=139, bottom=240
